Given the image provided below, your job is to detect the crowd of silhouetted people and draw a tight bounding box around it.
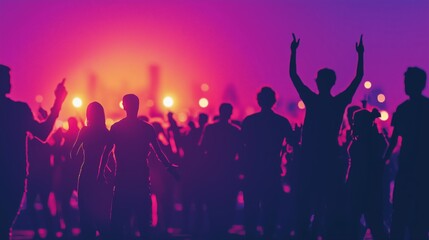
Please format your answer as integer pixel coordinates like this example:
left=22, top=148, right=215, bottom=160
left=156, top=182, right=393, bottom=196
left=1, top=35, right=429, bottom=240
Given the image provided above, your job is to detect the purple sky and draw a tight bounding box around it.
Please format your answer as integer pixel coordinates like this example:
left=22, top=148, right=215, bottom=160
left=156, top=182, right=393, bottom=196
left=1, top=0, right=428, bottom=122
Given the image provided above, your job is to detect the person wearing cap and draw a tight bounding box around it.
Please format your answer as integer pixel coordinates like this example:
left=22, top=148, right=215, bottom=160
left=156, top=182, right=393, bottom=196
left=0, top=64, right=67, bottom=239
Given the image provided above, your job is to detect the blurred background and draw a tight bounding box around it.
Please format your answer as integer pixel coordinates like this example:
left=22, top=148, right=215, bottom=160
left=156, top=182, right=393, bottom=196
left=1, top=0, right=428, bottom=125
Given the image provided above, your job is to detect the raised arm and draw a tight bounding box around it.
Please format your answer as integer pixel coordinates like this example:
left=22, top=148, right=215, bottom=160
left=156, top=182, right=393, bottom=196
left=29, top=79, right=67, bottom=140
left=289, top=33, right=313, bottom=99
left=339, top=35, right=364, bottom=99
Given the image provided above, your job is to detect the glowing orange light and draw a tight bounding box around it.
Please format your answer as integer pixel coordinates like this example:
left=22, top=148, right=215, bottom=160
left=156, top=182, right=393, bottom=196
left=364, top=81, right=372, bottom=89
left=377, top=94, right=386, bottom=103
left=62, top=121, right=69, bottom=130
left=201, top=83, right=210, bottom=92
left=119, top=100, right=124, bottom=109
left=146, top=99, right=154, bottom=107
left=199, top=98, right=209, bottom=108
left=35, top=95, right=43, bottom=103
left=298, top=100, right=305, bottom=110
left=178, top=112, right=187, bottom=122
left=380, top=110, right=389, bottom=121
left=72, top=97, right=83, bottom=108
left=163, top=96, right=174, bottom=108
left=106, top=118, right=114, bottom=129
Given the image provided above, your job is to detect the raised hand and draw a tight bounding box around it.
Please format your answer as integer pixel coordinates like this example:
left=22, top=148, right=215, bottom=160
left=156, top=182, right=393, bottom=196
left=54, top=78, right=68, bottom=103
left=291, top=33, right=300, bottom=51
left=356, top=35, right=364, bottom=54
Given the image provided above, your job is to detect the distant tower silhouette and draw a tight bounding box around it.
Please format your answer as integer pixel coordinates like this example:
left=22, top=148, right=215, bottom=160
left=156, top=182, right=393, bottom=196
left=87, top=73, right=98, bottom=101
left=148, top=65, right=162, bottom=117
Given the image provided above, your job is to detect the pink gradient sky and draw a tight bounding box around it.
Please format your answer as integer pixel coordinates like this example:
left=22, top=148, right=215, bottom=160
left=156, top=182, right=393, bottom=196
left=1, top=0, right=428, bottom=122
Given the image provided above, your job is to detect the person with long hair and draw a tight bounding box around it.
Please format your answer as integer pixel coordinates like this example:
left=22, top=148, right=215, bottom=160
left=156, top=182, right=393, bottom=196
left=71, top=101, right=112, bottom=239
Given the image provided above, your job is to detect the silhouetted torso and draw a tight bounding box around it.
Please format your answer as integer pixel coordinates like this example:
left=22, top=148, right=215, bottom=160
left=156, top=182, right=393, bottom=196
left=0, top=99, right=41, bottom=181
left=301, top=92, right=351, bottom=157
left=348, top=131, right=387, bottom=188
left=242, top=109, right=293, bottom=180
left=78, top=126, right=109, bottom=183
left=392, top=96, right=429, bottom=179
left=201, top=121, right=241, bottom=177
left=110, top=117, right=154, bottom=186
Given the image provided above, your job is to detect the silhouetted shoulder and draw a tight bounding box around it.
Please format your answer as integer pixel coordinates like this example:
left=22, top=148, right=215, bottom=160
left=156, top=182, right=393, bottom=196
left=242, top=113, right=258, bottom=125
left=10, top=100, right=36, bottom=126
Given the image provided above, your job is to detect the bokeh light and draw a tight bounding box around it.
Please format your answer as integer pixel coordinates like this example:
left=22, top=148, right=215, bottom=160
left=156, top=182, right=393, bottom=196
left=119, top=100, right=124, bottom=109
left=377, top=94, right=386, bottom=103
left=62, top=121, right=69, bottom=130
left=72, top=97, right=83, bottom=108
left=163, top=96, right=174, bottom=108
left=380, top=110, right=389, bottom=121
left=201, top=83, right=210, bottom=92
left=35, top=95, right=43, bottom=103
left=297, top=100, right=305, bottom=110
left=199, top=98, right=209, bottom=108
left=178, top=112, right=188, bottom=122
left=364, top=81, right=372, bottom=89
left=146, top=99, right=154, bottom=108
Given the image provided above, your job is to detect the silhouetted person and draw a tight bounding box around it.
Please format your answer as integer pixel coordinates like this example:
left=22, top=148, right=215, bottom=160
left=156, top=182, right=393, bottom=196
left=241, top=87, right=295, bottom=239
left=57, top=116, right=81, bottom=237
left=70, top=102, right=111, bottom=239
left=384, top=67, right=429, bottom=240
left=26, top=107, right=55, bottom=239
left=182, top=113, right=208, bottom=235
left=0, top=64, right=67, bottom=239
left=101, top=94, right=178, bottom=239
left=200, top=103, right=241, bottom=239
left=289, top=34, right=364, bottom=239
left=347, top=109, right=389, bottom=240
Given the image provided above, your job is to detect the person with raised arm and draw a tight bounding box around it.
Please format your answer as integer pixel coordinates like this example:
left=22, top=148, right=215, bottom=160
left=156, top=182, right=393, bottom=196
left=0, top=64, right=67, bottom=239
left=289, top=34, right=364, bottom=239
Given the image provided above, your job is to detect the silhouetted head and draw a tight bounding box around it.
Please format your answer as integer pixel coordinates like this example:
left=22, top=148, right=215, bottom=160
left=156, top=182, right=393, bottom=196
left=123, top=94, right=139, bottom=117
left=404, top=67, right=426, bottom=97
left=352, top=108, right=380, bottom=137
left=347, top=105, right=361, bottom=126
left=0, top=64, right=11, bottom=96
left=219, top=103, right=233, bottom=121
left=257, top=87, right=276, bottom=110
left=316, top=68, right=336, bottom=94
left=188, top=121, right=196, bottom=130
left=167, top=112, right=178, bottom=126
left=198, top=113, right=209, bottom=127
left=68, top=117, right=79, bottom=131
left=86, top=101, right=106, bottom=129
